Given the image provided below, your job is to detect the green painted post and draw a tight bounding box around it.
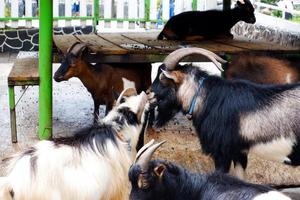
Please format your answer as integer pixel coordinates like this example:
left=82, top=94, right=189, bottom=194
left=192, top=0, right=198, bottom=11
left=8, top=86, right=17, bottom=143
left=39, top=0, right=53, bottom=140
left=223, top=0, right=231, bottom=10
left=145, top=0, right=150, bottom=21
left=94, top=0, right=100, bottom=31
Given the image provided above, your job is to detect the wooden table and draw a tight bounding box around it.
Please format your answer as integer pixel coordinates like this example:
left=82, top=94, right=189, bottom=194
left=8, top=57, right=39, bottom=143
left=53, top=32, right=300, bottom=63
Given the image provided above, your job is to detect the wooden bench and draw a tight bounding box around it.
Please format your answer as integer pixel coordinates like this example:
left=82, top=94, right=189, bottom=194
left=8, top=57, right=39, bottom=143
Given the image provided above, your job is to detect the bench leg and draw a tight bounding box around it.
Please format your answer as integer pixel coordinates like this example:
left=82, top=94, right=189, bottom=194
left=8, top=86, right=17, bottom=143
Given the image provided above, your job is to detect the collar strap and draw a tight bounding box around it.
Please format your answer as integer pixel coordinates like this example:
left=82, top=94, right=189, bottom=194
left=186, top=78, right=205, bottom=120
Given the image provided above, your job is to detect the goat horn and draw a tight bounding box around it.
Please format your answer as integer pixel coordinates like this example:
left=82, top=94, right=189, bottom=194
left=69, top=42, right=88, bottom=57
left=135, top=140, right=166, bottom=171
left=163, top=48, right=225, bottom=72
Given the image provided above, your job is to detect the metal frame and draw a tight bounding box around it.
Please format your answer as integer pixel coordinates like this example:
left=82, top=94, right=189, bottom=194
left=6, top=0, right=232, bottom=142
left=38, top=1, right=53, bottom=140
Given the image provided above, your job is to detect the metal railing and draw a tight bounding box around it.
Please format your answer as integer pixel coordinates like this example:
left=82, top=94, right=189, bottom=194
left=0, top=0, right=219, bottom=29
left=0, top=0, right=299, bottom=29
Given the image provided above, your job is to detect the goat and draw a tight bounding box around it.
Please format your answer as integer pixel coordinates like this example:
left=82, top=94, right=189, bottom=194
left=150, top=47, right=300, bottom=179
left=0, top=88, right=150, bottom=200
left=225, top=54, right=300, bottom=84
left=54, top=42, right=152, bottom=122
left=129, top=140, right=291, bottom=200
left=157, top=0, right=256, bottom=40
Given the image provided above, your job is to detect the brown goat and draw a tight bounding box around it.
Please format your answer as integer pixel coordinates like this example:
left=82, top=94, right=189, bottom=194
left=54, top=42, right=152, bottom=122
left=225, top=55, right=300, bottom=84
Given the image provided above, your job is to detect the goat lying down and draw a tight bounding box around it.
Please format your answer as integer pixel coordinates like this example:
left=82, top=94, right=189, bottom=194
left=54, top=42, right=152, bottom=122
left=157, top=0, right=255, bottom=40
left=150, top=47, right=300, bottom=179
left=0, top=88, right=149, bottom=200
left=129, top=140, right=291, bottom=200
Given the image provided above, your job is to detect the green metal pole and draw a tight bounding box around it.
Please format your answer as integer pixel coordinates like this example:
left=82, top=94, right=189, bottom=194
left=39, top=0, right=53, bottom=140
left=8, top=86, right=17, bottom=143
left=145, top=0, right=150, bottom=21
left=223, top=0, right=231, bottom=11
left=94, top=0, right=100, bottom=31
left=192, top=0, right=197, bottom=11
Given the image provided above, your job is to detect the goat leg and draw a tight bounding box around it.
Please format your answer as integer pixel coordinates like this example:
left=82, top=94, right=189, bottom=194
left=213, top=156, right=232, bottom=173
left=94, top=101, right=100, bottom=123
left=233, top=153, right=248, bottom=179
left=105, top=102, right=113, bottom=116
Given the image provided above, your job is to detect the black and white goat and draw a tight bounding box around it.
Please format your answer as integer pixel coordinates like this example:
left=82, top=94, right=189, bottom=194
left=129, top=140, right=291, bottom=200
left=0, top=88, right=149, bottom=200
left=150, top=47, right=300, bottom=179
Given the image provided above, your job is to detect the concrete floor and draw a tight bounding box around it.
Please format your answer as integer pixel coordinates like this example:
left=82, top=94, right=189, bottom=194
left=0, top=55, right=300, bottom=198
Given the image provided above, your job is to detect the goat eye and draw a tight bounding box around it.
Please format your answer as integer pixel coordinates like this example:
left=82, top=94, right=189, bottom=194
left=120, top=98, right=126, bottom=103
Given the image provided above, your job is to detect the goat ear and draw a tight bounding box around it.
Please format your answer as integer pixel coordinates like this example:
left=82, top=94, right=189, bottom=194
left=78, top=47, right=88, bottom=58
left=154, top=164, right=166, bottom=178
left=113, top=90, right=120, bottom=101
left=160, top=69, right=178, bottom=83
left=123, top=87, right=138, bottom=97
left=237, top=0, right=245, bottom=5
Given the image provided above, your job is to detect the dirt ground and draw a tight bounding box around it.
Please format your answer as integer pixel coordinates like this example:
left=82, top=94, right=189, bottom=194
left=0, top=62, right=300, bottom=198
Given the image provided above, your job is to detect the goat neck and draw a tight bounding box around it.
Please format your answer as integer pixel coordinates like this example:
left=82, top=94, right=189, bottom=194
left=78, top=62, right=108, bottom=93
left=177, top=74, right=206, bottom=116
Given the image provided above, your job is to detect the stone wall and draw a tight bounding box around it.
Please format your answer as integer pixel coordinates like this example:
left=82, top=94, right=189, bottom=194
left=0, top=26, right=94, bottom=52
left=231, top=13, right=300, bottom=48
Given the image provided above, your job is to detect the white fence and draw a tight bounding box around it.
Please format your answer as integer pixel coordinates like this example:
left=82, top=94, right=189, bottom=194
left=0, top=0, right=299, bottom=29
left=0, top=0, right=219, bottom=29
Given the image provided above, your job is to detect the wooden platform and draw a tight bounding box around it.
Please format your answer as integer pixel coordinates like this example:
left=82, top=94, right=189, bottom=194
left=8, top=58, right=39, bottom=86
left=53, top=32, right=300, bottom=63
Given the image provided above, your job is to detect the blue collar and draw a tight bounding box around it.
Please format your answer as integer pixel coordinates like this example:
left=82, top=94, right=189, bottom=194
left=186, top=78, right=205, bottom=119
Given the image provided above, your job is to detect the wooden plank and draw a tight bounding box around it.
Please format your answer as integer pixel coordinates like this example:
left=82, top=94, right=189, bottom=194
left=11, top=0, right=19, bottom=28
left=98, top=33, right=160, bottom=54
left=75, top=34, right=128, bottom=54
left=65, top=0, right=72, bottom=26
left=104, top=0, right=112, bottom=18
left=150, top=0, right=157, bottom=20
left=138, top=0, right=145, bottom=20
left=8, top=58, right=39, bottom=85
left=25, top=0, right=32, bottom=27
left=214, top=36, right=300, bottom=53
left=53, top=35, right=80, bottom=54
left=122, top=32, right=243, bottom=54
left=0, top=0, right=5, bottom=28
left=162, top=0, right=170, bottom=20
left=117, top=0, right=124, bottom=19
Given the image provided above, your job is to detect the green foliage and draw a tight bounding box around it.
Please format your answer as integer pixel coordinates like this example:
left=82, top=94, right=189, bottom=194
left=261, top=0, right=279, bottom=4
left=271, top=10, right=282, bottom=17
left=291, top=16, right=300, bottom=23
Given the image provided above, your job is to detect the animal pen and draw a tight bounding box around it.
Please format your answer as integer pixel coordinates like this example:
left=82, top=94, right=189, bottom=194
left=1, top=0, right=300, bottom=198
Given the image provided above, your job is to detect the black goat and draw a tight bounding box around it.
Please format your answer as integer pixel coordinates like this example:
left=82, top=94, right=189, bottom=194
left=150, top=47, right=300, bottom=179
left=157, top=0, right=256, bottom=40
left=129, top=140, right=291, bottom=200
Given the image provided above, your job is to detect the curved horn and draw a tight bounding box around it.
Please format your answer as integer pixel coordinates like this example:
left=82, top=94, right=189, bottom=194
left=163, top=48, right=225, bottom=72
left=68, top=42, right=88, bottom=57
left=135, top=140, right=166, bottom=171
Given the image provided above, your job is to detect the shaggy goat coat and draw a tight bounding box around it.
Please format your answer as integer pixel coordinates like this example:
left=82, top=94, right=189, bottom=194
left=0, top=90, right=149, bottom=200
left=152, top=64, right=300, bottom=176
left=129, top=160, right=291, bottom=200
left=129, top=141, right=291, bottom=200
